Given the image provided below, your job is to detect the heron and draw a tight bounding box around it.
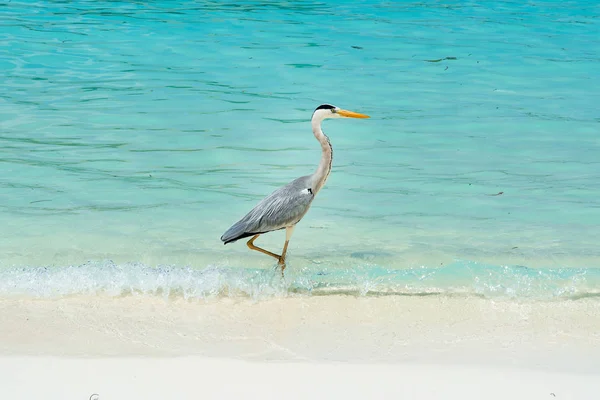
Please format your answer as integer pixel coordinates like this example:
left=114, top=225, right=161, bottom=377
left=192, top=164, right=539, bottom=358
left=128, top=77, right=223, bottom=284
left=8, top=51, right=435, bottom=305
left=220, top=104, right=370, bottom=273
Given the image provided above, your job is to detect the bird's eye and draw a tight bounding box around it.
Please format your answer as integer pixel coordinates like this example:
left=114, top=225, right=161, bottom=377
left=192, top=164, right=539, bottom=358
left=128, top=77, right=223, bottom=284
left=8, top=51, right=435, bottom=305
left=331, top=108, right=337, bottom=113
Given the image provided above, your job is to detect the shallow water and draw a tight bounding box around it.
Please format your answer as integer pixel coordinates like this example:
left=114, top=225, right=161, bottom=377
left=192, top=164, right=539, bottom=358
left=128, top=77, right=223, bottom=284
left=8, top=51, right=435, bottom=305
left=1, top=0, right=599, bottom=299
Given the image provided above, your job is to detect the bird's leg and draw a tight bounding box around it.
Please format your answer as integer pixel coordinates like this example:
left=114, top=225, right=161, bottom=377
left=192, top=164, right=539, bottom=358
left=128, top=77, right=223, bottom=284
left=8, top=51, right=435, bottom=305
left=246, top=234, right=281, bottom=260
left=278, top=240, right=290, bottom=274
left=278, top=226, right=295, bottom=275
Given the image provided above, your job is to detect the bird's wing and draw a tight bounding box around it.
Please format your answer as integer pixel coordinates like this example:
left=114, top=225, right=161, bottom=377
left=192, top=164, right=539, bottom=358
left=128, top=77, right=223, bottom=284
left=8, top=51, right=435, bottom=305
left=221, top=177, right=314, bottom=243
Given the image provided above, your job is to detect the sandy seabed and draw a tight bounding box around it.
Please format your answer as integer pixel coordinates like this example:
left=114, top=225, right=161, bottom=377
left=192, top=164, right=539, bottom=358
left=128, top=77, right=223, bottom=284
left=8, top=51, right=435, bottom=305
left=1, top=295, right=599, bottom=399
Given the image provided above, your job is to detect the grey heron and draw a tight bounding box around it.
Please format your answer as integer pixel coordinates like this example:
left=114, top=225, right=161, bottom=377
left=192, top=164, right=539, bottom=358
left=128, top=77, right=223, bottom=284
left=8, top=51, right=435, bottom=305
left=220, top=104, right=369, bottom=273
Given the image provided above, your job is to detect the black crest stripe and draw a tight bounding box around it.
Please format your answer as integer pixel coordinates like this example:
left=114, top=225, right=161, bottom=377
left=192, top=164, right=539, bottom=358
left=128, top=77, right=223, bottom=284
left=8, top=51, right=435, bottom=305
left=315, top=104, right=335, bottom=111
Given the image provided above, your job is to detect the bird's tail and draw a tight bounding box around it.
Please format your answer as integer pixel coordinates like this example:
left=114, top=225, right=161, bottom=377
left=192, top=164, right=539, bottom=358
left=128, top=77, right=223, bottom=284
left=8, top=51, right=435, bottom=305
left=220, top=221, right=253, bottom=244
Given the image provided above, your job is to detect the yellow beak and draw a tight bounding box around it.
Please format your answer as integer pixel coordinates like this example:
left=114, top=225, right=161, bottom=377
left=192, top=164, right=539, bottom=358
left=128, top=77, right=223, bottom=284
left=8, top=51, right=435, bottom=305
left=337, top=109, right=370, bottom=119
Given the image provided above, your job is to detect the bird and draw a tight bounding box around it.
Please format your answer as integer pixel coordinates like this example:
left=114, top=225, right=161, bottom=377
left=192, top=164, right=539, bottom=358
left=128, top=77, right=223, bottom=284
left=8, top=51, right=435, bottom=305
left=220, top=104, right=370, bottom=273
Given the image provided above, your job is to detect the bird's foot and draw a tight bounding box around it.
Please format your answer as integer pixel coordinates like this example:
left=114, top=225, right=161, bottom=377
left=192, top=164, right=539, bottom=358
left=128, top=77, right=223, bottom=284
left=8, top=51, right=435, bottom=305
left=278, top=257, right=286, bottom=276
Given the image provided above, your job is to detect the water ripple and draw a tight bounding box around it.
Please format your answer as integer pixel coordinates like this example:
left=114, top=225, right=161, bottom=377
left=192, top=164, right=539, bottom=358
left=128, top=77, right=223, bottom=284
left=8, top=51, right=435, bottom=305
left=0, top=0, right=599, bottom=272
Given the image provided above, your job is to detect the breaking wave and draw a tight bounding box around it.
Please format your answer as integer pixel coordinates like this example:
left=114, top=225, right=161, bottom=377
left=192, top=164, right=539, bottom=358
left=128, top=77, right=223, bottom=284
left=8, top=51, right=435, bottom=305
left=1, top=260, right=599, bottom=300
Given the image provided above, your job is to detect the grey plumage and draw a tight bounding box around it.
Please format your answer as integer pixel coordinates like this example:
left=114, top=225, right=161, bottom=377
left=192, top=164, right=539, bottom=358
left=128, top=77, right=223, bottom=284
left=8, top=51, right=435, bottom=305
left=221, top=175, right=314, bottom=244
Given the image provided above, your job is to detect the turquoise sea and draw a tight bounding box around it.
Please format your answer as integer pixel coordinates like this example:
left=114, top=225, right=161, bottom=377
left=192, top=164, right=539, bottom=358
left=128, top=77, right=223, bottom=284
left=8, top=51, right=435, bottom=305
left=1, top=0, right=599, bottom=300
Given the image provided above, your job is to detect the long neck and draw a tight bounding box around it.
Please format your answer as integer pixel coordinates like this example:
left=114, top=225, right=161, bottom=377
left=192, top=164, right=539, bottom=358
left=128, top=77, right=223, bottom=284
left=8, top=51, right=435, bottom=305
left=311, top=118, right=333, bottom=194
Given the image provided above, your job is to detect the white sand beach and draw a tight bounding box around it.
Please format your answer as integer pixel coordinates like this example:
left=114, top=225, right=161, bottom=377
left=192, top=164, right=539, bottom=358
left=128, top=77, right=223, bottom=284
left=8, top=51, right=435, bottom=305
left=2, top=356, right=598, bottom=400
left=1, top=295, right=599, bottom=399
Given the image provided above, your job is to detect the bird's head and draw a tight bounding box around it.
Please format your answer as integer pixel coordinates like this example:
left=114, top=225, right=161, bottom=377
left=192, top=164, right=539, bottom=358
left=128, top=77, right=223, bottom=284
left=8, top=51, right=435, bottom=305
left=311, top=104, right=370, bottom=122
